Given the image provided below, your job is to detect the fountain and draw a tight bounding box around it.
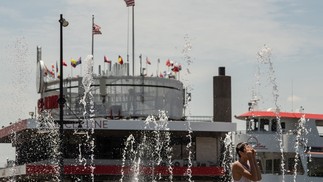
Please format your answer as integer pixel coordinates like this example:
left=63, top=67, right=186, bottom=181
left=257, top=45, right=287, bottom=181
left=0, top=31, right=237, bottom=182
left=79, top=55, right=96, bottom=181
left=3, top=32, right=323, bottom=182
left=232, top=45, right=323, bottom=181
left=119, top=111, right=173, bottom=182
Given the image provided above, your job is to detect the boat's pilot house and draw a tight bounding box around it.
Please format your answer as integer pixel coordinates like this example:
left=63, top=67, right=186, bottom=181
left=246, top=118, right=285, bottom=132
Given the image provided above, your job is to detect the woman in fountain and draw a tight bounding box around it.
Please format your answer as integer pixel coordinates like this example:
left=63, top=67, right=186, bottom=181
left=231, top=142, right=262, bottom=182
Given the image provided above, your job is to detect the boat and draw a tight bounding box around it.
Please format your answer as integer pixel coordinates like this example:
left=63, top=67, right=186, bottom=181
left=233, top=105, right=323, bottom=181
left=0, top=47, right=236, bottom=181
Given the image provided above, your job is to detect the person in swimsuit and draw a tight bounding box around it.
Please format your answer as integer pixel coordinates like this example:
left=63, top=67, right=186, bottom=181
left=231, top=142, right=262, bottom=182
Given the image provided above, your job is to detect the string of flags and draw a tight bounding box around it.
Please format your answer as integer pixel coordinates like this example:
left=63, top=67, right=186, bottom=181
left=43, top=54, right=188, bottom=80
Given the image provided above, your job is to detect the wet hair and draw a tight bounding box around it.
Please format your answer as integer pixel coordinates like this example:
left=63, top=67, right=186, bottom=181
left=236, top=142, right=248, bottom=158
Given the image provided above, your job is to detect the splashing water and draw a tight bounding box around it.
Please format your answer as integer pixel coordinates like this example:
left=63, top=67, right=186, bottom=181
left=6, top=37, right=32, bottom=121
left=8, top=130, right=17, bottom=182
left=180, top=34, right=194, bottom=182
left=293, top=115, right=309, bottom=182
left=79, top=55, right=96, bottom=181
left=36, top=111, right=60, bottom=181
left=119, top=111, right=173, bottom=182
left=185, top=123, right=194, bottom=182
left=120, top=134, right=136, bottom=182
left=181, top=34, right=194, bottom=116
left=221, top=132, right=234, bottom=182
left=256, top=45, right=285, bottom=181
left=182, top=34, right=193, bottom=66
left=253, top=45, right=280, bottom=110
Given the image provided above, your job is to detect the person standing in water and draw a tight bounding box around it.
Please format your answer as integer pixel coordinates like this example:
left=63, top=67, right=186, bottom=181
left=231, top=142, right=262, bottom=182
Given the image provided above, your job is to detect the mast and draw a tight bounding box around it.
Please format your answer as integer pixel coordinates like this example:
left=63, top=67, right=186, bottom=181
left=132, top=6, right=135, bottom=76
left=91, top=15, right=94, bottom=57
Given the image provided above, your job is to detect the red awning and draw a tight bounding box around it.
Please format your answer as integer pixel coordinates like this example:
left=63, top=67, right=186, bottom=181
left=236, top=111, right=323, bottom=121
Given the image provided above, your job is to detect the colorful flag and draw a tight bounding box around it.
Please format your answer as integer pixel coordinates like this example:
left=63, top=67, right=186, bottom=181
left=172, top=66, right=179, bottom=73
left=118, top=55, right=124, bottom=65
left=44, top=65, right=49, bottom=76
left=146, top=57, right=151, bottom=65
left=77, top=57, right=82, bottom=65
left=47, top=65, right=55, bottom=78
left=124, top=0, right=135, bottom=7
left=50, top=71, right=55, bottom=78
left=93, top=23, right=102, bottom=35
left=104, top=56, right=111, bottom=63
left=51, top=64, right=55, bottom=77
left=63, top=60, right=68, bottom=67
left=71, top=58, right=77, bottom=68
left=166, top=59, right=172, bottom=67
left=172, top=63, right=181, bottom=73
left=159, top=72, right=164, bottom=78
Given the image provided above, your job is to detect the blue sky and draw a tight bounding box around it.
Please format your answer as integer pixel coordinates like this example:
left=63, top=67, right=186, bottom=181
left=1, top=0, right=323, bottom=165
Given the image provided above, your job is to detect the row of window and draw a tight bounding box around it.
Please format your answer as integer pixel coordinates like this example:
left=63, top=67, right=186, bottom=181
left=247, top=119, right=285, bottom=132
left=257, top=152, right=323, bottom=177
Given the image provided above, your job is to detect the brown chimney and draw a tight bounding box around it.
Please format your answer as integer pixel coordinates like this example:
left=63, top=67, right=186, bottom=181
left=213, top=67, right=232, bottom=122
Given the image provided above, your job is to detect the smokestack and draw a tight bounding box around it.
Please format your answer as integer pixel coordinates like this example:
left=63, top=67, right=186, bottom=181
left=213, top=67, right=231, bottom=122
left=37, top=46, right=42, bottom=62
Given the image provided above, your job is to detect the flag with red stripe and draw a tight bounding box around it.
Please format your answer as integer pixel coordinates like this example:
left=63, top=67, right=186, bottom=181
left=93, top=23, right=102, bottom=35
left=124, top=0, right=135, bottom=7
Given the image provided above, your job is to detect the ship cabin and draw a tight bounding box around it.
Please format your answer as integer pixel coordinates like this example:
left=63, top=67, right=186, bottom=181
left=234, top=110, right=323, bottom=178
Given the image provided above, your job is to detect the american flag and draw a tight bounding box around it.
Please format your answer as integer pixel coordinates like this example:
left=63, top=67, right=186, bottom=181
left=93, top=23, right=102, bottom=35
left=124, top=0, right=135, bottom=7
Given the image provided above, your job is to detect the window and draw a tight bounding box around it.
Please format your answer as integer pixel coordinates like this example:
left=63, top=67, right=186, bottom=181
left=308, top=157, right=323, bottom=177
left=265, top=159, right=272, bottom=173
left=273, top=159, right=281, bottom=174
left=260, top=119, right=269, bottom=131
left=271, top=119, right=277, bottom=132
left=281, top=122, right=286, bottom=130
left=253, top=119, right=259, bottom=131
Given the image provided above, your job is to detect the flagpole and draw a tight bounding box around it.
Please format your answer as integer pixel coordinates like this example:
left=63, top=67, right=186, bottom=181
left=157, top=58, right=160, bottom=77
left=71, top=64, right=73, bottom=78
left=104, top=62, right=106, bottom=76
left=80, top=63, right=82, bottom=77
left=145, top=59, right=148, bottom=76
left=127, top=8, right=130, bottom=76
left=132, top=6, right=135, bottom=76
left=91, top=15, right=94, bottom=57
left=139, top=54, right=142, bottom=76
